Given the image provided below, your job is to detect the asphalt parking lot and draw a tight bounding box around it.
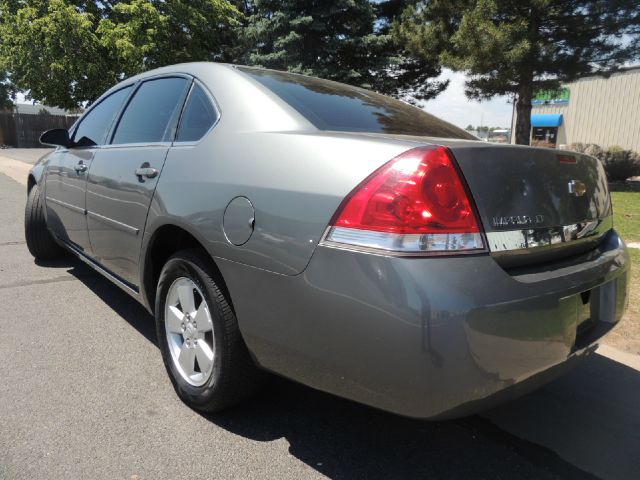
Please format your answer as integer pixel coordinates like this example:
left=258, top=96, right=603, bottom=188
left=1, top=150, right=639, bottom=479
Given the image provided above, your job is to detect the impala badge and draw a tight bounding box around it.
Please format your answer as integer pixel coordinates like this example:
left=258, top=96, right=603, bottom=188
left=568, top=180, right=587, bottom=197
left=492, top=215, right=545, bottom=228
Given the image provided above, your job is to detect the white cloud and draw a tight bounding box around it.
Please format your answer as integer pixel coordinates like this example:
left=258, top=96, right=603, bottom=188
left=421, top=69, right=514, bottom=129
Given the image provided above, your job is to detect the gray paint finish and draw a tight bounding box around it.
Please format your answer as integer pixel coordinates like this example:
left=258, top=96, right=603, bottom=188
left=44, top=148, right=94, bottom=252
left=150, top=131, right=411, bottom=276
left=216, top=232, right=629, bottom=418
left=33, top=62, right=631, bottom=418
left=86, top=145, right=168, bottom=285
left=448, top=143, right=611, bottom=232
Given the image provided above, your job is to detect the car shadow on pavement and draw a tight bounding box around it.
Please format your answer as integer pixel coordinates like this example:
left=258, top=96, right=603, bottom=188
left=58, top=255, right=639, bottom=480
left=201, top=375, right=602, bottom=479
left=41, top=255, right=158, bottom=345
left=484, top=353, right=640, bottom=480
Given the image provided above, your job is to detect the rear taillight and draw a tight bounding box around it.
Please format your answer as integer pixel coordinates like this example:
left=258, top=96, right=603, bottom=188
left=321, top=146, right=485, bottom=255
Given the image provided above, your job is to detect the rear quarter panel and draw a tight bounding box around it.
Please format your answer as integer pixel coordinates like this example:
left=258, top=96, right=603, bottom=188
left=148, top=130, right=415, bottom=275
left=146, top=65, right=421, bottom=275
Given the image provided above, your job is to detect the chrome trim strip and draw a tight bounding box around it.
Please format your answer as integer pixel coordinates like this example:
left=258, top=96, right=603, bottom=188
left=45, top=196, right=85, bottom=214
left=100, top=142, right=173, bottom=149
left=86, top=210, right=139, bottom=235
left=487, top=217, right=613, bottom=253
left=319, top=227, right=485, bottom=256
left=60, top=239, right=140, bottom=296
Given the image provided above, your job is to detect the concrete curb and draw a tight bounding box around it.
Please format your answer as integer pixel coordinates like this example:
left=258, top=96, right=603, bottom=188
left=598, top=344, right=640, bottom=371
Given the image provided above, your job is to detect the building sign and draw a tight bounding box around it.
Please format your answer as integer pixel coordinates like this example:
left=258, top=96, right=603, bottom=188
left=532, top=87, right=570, bottom=105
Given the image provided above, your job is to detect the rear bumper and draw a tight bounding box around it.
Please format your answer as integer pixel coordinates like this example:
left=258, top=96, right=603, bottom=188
left=220, top=230, right=630, bottom=419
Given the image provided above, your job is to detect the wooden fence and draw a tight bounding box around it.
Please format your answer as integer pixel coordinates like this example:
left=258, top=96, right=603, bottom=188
left=0, top=112, right=77, bottom=148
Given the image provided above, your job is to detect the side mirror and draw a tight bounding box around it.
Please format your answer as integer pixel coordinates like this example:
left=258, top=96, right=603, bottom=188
left=40, top=128, right=71, bottom=148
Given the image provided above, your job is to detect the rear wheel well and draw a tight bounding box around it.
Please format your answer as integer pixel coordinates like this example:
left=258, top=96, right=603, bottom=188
left=27, top=175, right=36, bottom=193
left=144, top=225, right=231, bottom=314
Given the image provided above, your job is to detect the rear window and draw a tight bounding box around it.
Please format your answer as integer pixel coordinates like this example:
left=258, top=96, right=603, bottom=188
left=238, top=67, right=475, bottom=140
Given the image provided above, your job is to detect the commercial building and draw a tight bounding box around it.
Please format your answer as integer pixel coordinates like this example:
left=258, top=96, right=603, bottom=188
left=511, top=65, right=640, bottom=151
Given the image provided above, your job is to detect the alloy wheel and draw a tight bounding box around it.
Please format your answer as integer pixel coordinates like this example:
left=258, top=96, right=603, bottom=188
left=165, top=277, right=215, bottom=386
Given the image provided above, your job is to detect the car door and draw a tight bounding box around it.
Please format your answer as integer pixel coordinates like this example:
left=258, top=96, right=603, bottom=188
left=85, top=76, right=191, bottom=286
left=44, top=86, right=133, bottom=253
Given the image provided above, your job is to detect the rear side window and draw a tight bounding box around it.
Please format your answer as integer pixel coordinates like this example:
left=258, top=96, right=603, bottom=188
left=238, top=67, right=475, bottom=140
left=73, top=86, right=132, bottom=146
left=176, top=84, right=218, bottom=142
left=111, top=77, right=190, bottom=145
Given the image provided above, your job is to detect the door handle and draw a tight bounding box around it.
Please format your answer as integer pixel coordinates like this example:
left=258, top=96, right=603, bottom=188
left=74, top=162, right=88, bottom=174
left=135, top=166, right=158, bottom=179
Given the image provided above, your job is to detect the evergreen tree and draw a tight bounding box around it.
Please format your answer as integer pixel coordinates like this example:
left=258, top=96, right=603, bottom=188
left=375, top=0, right=447, bottom=102
left=241, top=0, right=447, bottom=102
left=393, top=0, right=640, bottom=144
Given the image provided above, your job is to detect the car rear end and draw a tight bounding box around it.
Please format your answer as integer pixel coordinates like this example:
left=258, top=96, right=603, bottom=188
left=230, top=66, right=630, bottom=418
left=305, top=139, right=629, bottom=418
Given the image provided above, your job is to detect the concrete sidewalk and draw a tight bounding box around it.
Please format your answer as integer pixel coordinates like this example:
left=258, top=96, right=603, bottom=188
left=0, top=147, right=52, bottom=165
left=0, top=149, right=51, bottom=186
left=0, top=155, right=33, bottom=186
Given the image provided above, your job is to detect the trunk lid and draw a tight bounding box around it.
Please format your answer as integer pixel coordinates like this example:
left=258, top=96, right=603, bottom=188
left=345, top=134, right=612, bottom=232
left=443, top=142, right=613, bottom=265
left=444, top=142, right=611, bottom=231
left=314, top=132, right=613, bottom=264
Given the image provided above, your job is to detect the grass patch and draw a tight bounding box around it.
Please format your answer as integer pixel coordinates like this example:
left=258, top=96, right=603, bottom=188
left=627, top=248, right=639, bottom=316
left=611, top=191, right=640, bottom=242
left=623, top=247, right=640, bottom=323
left=606, top=190, right=640, bottom=354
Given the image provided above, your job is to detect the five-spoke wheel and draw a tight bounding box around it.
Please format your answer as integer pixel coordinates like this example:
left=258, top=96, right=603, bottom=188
left=155, top=249, right=266, bottom=412
left=165, top=277, right=215, bottom=386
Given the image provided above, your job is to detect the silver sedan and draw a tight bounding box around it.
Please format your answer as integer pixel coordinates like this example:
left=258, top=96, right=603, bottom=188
left=26, top=63, right=630, bottom=418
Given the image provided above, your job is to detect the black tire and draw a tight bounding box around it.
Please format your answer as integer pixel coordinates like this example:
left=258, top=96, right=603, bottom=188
left=24, top=184, right=64, bottom=260
left=155, top=249, right=266, bottom=412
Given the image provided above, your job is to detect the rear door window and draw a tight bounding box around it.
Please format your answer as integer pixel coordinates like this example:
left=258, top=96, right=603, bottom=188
left=176, top=84, right=219, bottom=142
left=111, top=77, right=190, bottom=145
left=72, top=86, right=132, bottom=146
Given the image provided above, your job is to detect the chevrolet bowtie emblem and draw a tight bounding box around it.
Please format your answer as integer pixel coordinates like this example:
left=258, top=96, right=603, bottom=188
left=568, top=180, right=587, bottom=197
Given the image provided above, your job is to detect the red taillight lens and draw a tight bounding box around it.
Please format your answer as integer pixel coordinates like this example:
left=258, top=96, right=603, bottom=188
left=323, top=146, right=485, bottom=254
left=334, top=146, right=480, bottom=234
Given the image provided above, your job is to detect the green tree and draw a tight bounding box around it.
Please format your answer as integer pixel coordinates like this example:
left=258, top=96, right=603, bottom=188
left=240, top=0, right=447, bottom=101
left=393, top=0, right=640, bottom=144
left=99, top=0, right=241, bottom=76
left=0, top=0, right=240, bottom=109
left=0, top=0, right=113, bottom=109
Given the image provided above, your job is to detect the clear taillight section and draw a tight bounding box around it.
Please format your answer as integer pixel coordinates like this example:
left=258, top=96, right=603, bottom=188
left=321, top=146, right=485, bottom=255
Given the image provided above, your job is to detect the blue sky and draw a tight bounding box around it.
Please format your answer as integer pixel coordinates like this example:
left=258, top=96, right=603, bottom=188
left=421, top=69, right=514, bottom=129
